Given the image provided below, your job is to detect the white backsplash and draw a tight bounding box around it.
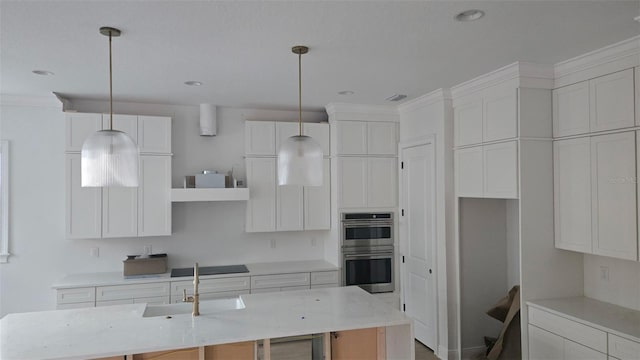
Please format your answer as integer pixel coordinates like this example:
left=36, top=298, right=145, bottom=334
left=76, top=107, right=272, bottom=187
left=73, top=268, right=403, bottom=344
left=584, top=253, right=640, bottom=311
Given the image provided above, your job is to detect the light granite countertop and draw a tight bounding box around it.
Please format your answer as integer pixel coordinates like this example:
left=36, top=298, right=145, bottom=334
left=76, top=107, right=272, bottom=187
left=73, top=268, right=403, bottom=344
left=1, top=286, right=411, bottom=360
left=52, top=260, right=339, bottom=289
left=528, top=296, right=640, bottom=343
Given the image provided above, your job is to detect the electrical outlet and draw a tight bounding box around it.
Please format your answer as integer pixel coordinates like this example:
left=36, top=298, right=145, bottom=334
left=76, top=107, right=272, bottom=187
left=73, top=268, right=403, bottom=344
left=143, top=245, right=152, bottom=255
left=90, top=247, right=99, bottom=258
left=270, top=239, right=276, bottom=249
left=600, top=266, right=609, bottom=281
left=311, top=237, right=317, bottom=247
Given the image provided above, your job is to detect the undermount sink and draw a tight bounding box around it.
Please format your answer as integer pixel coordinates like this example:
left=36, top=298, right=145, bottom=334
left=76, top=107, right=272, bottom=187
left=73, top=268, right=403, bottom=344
left=143, top=297, right=246, bottom=318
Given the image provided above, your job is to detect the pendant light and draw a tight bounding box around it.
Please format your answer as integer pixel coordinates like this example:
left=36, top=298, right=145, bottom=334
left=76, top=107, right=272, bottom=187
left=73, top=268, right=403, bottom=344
left=277, top=45, right=323, bottom=186
left=81, top=27, right=139, bottom=187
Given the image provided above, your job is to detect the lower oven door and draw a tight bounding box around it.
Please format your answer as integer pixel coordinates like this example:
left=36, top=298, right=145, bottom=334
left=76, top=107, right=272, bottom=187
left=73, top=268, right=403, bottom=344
left=343, top=251, right=394, bottom=293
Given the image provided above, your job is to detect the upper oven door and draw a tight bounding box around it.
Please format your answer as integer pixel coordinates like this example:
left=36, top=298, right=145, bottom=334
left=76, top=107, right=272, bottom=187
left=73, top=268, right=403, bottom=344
left=342, top=222, right=393, bottom=247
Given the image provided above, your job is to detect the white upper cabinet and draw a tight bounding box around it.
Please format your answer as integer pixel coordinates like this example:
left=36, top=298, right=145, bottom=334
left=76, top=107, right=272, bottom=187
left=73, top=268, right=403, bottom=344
left=483, top=141, right=518, bottom=199
left=553, top=68, right=635, bottom=137
left=591, top=132, right=637, bottom=260
left=65, top=113, right=102, bottom=152
left=554, top=137, right=592, bottom=253
left=102, top=114, right=138, bottom=144
left=553, top=81, right=590, bottom=137
left=367, top=122, right=398, bottom=155
left=245, top=121, right=276, bottom=156
left=138, top=116, right=171, bottom=153
left=336, top=121, right=368, bottom=155
left=102, top=186, right=138, bottom=238
left=338, top=157, right=368, bottom=208
left=454, top=95, right=483, bottom=147
left=636, top=67, right=640, bottom=126
left=245, top=157, right=277, bottom=232
left=275, top=122, right=330, bottom=157
left=367, top=157, right=397, bottom=207
left=454, top=82, right=517, bottom=147
left=304, top=158, right=331, bottom=230
left=66, top=154, right=101, bottom=239
left=338, top=157, right=396, bottom=209
left=336, top=121, right=397, bottom=156
left=589, top=69, right=635, bottom=133
left=138, top=156, right=172, bottom=237
left=455, top=146, right=483, bottom=198
left=276, top=184, right=304, bottom=231
left=483, top=83, right=518, bottom=142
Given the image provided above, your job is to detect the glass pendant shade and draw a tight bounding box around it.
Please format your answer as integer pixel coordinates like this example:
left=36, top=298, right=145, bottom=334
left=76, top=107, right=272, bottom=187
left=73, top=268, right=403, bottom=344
left=277, top=135, right=323, bottom=186
left=81, top=130, right=139, bottom=187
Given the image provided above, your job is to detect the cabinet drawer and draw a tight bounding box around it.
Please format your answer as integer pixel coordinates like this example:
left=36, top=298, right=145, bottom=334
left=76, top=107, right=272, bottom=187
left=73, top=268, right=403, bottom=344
left=529, top=307, right=607, bottom=352
left=609, top=334, right=640, bottom=360
left=172, top=276, right=250, bottom=296
left=57, top=287, right=96, bottom=305
left=565, top=337, right=607, bottom=360
left=56, top=301, right=95, bottom=310
left=250, top=285, right=309, bottom=294
left=251, top=273, right=310, bottom=289
left=311, top=271, right=339, bottom=285
left=96, top=282, right=170, bottom=301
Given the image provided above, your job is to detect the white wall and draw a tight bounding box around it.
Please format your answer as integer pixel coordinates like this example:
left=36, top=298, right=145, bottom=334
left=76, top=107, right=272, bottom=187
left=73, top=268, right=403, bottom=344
left=584, top=254, right=640, bottom=310
left=398, top=91, right=453, bottom=358
left=0, top=99, right=331, bottom=317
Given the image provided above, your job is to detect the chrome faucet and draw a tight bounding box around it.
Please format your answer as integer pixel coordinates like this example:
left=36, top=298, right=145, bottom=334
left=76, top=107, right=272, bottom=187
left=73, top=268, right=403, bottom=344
left=182, top=262, right=200, bottom=316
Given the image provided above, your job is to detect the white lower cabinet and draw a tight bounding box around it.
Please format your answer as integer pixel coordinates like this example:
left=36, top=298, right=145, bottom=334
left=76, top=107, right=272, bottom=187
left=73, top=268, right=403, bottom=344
left=609, top=334, right=640, bottom=360
left=96, top=283, right=171, bottom=303
left=56, top=287, right=96, bottom=309
left=529, top=325, right=606, bottom=360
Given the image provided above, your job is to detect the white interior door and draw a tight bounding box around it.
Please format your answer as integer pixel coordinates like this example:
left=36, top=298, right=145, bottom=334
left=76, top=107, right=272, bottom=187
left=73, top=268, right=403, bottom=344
left=401, top=142, right=437, bottom=349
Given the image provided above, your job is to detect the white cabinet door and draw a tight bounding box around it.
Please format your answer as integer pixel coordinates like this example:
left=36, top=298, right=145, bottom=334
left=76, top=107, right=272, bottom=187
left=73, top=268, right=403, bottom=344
left=276, top=183, right=303, bottom=231
left=368, top=157, right=397, bottom=207
left=590, top=69, right=635, bottom=132
left=251, top=273, right=310, bottom=289
left=553, top=81, right=590, bottom=137
left=103, top=114, right=137, bottom=144
left=57, top=287, right=96, bottom=305
left=65, top=113, right=102, bottom=152
left=591, top=132, right=637, bottom=260
left=529, top=325, right=564, bottom=360
left=245, top=121, right=276, bottom=156
left=304, top=159, right=331, bottom=230
left=138, top=155, right=172, bottom=237
left=454, top=95, right=483, bottom=146
left=102, top=186, right=137, bottom=238
left=483, top=83, right=517, bottom=142
left=338, top=157, right=367, bottom=208
left=336, top=121, right=367, bottom=155
left=138, top=116, right=171, bottom=153
left=96, top=282, right=171, bottom=302
left=66, top=154, right=102, bottom=239
left=367, top=122, right=397, bottom=155
left=455, top=147, right=483, bottom=197
left=245, top=158, right=276, bottom=232
left=483, top=141, right=518, bottom=199
left=609, top=334, right=640, bottom=360
left=554, top=138, right=592, bottom=253
left=303, top=122, right=330, bottom=156
left=636, top=67, right=640, bottom=126
left=275, top=122, right=299, bottom=154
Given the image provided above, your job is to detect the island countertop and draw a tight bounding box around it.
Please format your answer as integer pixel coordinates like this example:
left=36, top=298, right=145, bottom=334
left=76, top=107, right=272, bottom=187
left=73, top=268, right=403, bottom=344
left=1, top=286, right=412, bottom=360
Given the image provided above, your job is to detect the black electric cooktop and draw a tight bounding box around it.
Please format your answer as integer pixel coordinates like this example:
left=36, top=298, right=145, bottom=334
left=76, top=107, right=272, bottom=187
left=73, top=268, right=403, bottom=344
left=170, top=264, right=249, bottom=277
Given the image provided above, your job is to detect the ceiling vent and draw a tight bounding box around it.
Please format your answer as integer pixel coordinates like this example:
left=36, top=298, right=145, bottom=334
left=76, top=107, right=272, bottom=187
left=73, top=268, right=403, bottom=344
left=385, top=94, right=407, bottom=102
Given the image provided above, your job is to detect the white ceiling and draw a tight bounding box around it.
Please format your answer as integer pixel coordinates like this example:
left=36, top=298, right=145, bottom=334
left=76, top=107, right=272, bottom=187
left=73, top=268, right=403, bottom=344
left=1, top=1, right=639, bottom=111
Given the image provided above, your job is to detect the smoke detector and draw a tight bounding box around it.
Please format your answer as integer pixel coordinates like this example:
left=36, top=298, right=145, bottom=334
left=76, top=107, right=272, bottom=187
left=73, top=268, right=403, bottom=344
left=385, top=94, right=407, bottom=102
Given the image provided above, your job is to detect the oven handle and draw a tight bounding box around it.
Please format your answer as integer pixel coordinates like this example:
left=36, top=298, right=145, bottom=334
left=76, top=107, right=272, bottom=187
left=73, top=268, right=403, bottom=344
left=344, top=253, right=393, bottom=259
left=343, top=222, right=393, bottom=227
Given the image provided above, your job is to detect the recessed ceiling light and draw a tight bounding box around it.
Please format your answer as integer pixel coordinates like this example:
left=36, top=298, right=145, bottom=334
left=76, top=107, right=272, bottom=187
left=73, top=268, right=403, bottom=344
left=455, top=9, right=485, bottom=22
left=32, top=70, right=54, bottom=76
left=338, top=90, right=354, bottom=96
left=184, top=81, right=203, bottom=86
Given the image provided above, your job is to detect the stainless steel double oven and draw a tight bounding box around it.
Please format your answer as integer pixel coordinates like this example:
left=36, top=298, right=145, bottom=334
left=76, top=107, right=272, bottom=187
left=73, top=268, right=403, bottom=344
left=341, top=212, right=394, bottom=293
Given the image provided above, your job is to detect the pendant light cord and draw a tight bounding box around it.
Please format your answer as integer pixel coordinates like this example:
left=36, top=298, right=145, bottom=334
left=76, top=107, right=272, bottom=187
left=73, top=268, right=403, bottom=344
left=298, top=50, right=302, bottom=136
left=108, top=31, right=113, bottom=131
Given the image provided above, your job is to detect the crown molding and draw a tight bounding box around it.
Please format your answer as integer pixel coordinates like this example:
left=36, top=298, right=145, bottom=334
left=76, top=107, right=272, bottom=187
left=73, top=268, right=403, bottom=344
left=0, top=94, right=63, bottom=109
left=325, top=102, right=400, bottom=122
left=451, top=62, right=554, bottom=99
left=398, top=89, right=452, bottom=114
left=554, top=35, right=640, bottom=88
left=555, top=35, right=640, bottom=79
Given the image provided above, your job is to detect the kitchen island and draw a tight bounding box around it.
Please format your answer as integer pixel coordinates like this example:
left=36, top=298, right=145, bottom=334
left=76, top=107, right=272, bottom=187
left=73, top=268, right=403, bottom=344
left=1, top=286, right=414, bottom=360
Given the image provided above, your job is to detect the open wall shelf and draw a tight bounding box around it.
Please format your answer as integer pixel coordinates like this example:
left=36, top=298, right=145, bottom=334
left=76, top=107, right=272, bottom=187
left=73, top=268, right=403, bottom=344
left=171, top=188, right=249, bottom=202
